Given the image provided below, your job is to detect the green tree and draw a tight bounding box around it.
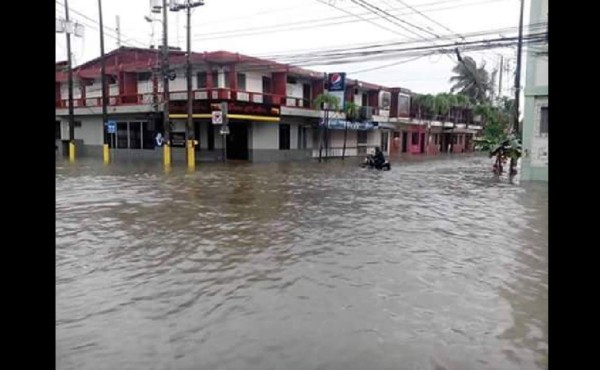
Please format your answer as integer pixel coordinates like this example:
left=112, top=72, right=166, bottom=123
left=342, top=101, right=359, bottom=160
left=450, top=56, right=493, bottom=103
left=313, top=93, right=340, bottom=162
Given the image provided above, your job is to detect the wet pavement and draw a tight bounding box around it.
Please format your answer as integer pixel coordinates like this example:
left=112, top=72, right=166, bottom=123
left=56, top=154, right=547, bottom=370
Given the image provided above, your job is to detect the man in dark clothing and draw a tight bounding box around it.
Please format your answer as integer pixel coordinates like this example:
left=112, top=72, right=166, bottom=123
left=373, top=147, right=385, bottom=167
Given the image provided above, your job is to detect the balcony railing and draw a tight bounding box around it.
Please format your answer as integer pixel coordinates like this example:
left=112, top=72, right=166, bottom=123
left=56, top=88, right=315, bottom=109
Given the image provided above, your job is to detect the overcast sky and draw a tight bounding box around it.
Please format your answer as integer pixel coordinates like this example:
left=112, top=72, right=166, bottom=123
left=55, top=0, right=532, bottom=95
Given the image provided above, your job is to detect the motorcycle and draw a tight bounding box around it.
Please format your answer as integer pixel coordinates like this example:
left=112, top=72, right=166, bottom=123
left=361, top=154, right=391, bottom=171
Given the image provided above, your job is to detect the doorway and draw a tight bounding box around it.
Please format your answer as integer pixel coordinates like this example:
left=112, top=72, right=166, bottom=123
left=226, top=122, right=249, bottom=160
left=420, top=133, right=425, bottom=153
left=401, top=132, right=408, bottom=153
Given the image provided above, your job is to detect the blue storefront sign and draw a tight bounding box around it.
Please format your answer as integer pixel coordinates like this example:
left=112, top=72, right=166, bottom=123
left=322, top=119, right=378, bottom=130
left=106, top=120, right=116, bottom=134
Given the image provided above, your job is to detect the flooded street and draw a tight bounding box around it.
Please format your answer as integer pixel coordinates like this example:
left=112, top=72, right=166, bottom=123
left=56, top=155, right=547, bottom=370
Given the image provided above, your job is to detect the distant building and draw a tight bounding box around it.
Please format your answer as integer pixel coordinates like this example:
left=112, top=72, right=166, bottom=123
left=55, top=47, right=482, bottom=162
left=521, top=0, right=548, bottom=181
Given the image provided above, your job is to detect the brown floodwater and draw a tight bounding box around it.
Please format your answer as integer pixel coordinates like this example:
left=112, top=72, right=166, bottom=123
left=56, top=154, right=547, bottom=370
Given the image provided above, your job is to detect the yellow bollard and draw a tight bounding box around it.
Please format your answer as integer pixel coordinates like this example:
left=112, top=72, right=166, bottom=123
left=163, top=144, right=171, bottom=166
left=69, top=142, right=76, bottom=162
left=103, top=144, right=110, bottom=164
left=187, top=140, right=195, bottom=170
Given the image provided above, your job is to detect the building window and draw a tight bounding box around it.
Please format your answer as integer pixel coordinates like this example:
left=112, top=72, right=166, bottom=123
left=237, top=73, right=246, bottom=91
left=117, top=122, right=128, bottom=148
left=262, top=76, right=272, bottom=94
left=398, top=95, right=410, bottom=116
left=357, top=130, right=367, bottom=144
left=411, top=132, right=419, bottom=145
left=114, top=121, right=153, bottom=149
left=279, top=124, right=290, bottom=150
left=540, top=107, right=548, bottom=134
left=211, top=71, right=219, bottom=88
left=128, top=122, right=142, bottom=149
left=297, top=125, right=304, bottom=149
left=197, top=72, right=207, bottom=89
left=138, top=72, right=151, bottom=81
left=74, top=121, right=82, bottom=128
left=143, top=120, right=155, bottom=149
left=224, top=72, right=230, bottom=88
left=381, top=131, right=389, bottom=152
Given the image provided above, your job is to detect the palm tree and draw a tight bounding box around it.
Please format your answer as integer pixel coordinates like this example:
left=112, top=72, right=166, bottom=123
left=450, top=56, right=493, bottom=103
left=342, top=101, right=359, bottom=160
left=313, top=93, right=340, bottom=162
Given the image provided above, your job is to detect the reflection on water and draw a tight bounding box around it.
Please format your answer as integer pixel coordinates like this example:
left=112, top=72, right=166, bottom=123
left=56, top=155, right=547, bottom=370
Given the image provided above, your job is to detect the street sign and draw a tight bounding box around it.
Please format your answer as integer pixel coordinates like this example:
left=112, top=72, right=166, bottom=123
left=220, top=126, right=230, bottom=135
left=212, top=111, right=223, bottom=124
left=106, top=120, right=116, bottom=134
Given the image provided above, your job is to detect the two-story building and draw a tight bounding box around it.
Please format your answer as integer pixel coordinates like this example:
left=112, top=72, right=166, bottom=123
left=55, top=47, right=481, bottom=162
left=521, top=0, right=548, bottom=181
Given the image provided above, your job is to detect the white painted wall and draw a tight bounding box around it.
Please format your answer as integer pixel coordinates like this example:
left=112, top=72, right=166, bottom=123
left=170, top=68, right=187, bottom=92
left=366, top=130, right=381, bottom=147
left=252, top=123, right=278, bottom=149
left=286, top=83, right=303, bottom=98
left=138, top=79, right=153, bottom=94
left=328, top=130, right=357, bottom=149
left=63, top=117, right=103, bottom=145
left=61, top=83, right=83, bottom=99
left=217, top=68, right=226, bottom=88
left=529, top=97, right=548, bottom=167
left=85, top=80, right=102, bottom=98
left=290, top=123, right=299, bottom=149
left=246, top=72, right=266, bottom=93
left=534, top=57, right=548, bottom=86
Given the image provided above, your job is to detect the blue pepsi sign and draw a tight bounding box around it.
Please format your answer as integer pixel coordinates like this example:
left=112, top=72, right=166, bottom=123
left=106, top=120, right=116, bottom=134
left=327, top=73, right=346, bottom=92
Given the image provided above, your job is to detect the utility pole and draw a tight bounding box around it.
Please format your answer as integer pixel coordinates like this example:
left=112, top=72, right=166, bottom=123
left=99, top=0, right=109, bottom=164
left=186, top=4, right=194, bottom=168
left=498, top=55, right=503, bottom=100
left=170, top=1, right=204, bottom=169
left=64, top=0, right=76, bottom=162
left=162, top=0, right=171, bottom=166
left=510, top=0, right=525, bottom=177
left=115, top=15, right=121, bottom=47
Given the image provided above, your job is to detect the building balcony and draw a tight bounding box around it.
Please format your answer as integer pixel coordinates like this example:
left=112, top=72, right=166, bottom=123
left=56, top=87, right=316, bottom=112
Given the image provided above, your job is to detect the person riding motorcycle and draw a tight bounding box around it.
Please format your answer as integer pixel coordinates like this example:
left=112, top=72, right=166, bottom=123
left=372, top=147, right=386, bottom=168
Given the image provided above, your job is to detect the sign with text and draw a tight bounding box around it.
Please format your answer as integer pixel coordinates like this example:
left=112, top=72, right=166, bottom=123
left=170, top=132, right=186, bottom=147
left=327, top=72, right=346, bottom=110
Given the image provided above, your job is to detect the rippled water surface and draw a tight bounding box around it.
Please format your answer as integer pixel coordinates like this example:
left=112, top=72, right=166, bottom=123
left=56, top=155, right=548, bottom=370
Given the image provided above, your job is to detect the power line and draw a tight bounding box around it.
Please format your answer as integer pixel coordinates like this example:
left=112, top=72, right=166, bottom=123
left=346, top=54, right=432, bottom=74
left=190, top=0, right=505, bottom=41
left=351, top=0, right=440, bottom=40
left=392, top=0, right=464, bottom=39
left=314, top=0, right=416, bottom=39
left=257, top=22, right=547, bottom=61
left=55, top=0, right=147, bottom=48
